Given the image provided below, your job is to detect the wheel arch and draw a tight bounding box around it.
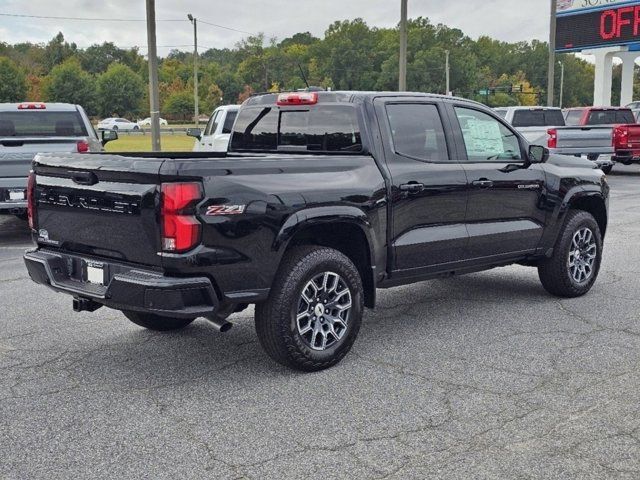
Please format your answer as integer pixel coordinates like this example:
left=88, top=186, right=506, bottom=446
left=275, top=207, right=378, bottom=308
left=564, top=191, right=608, bottom=239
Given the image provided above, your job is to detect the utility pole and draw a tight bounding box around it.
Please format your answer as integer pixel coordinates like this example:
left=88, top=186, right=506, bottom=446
left=188, top=14, right=199, bottom=127
left=445, top=50, right=450, bottom=95
left=146, top=0, right=161, bottom=151
left=399, top=0, right=408, bottom=91
left=559, top=61, right=565, bottom=108
left=547, top=0, right=557, bottom=107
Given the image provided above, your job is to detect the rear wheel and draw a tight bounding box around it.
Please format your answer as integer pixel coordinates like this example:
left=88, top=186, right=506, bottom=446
left=123, top=311, right=195, bottom=331
left=255, top=246, right=363, bottom=372
left=133, top=125, right=140, bottom=131
left=538, top=210, right=603, bottom=298
left=601, top=165, right=613, bottom=174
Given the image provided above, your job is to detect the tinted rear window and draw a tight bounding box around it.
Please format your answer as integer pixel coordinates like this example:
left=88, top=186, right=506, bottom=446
left=0, top=111, right=88, bottom=137
left=587, top=110, right=636, bottom=125
left=512, top=110, right=565, bottom=127
left=231, top=105, right=362, bottom=152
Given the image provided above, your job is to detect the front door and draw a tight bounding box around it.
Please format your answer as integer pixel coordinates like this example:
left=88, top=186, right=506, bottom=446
left=448, top=104, right=547, bottom=260
left=376, top=99, right=469, bottom=277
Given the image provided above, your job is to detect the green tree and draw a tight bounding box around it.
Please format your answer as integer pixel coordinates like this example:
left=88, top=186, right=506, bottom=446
left=43, top=32, right=78, bottom=73
left=0, top=57, right=27, bottom=102
left=164, top=90, right=194, bottom=120
left=96, top=63, right=145, bottom=118
left=42, top=58, right=97, bottom=114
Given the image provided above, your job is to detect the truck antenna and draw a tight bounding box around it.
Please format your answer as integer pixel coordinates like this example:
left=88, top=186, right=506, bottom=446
left=298, top=63, right=310, bottom=90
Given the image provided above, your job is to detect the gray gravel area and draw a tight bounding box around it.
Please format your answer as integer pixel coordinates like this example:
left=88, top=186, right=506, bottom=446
left=1, top=166, right=640, bottom=479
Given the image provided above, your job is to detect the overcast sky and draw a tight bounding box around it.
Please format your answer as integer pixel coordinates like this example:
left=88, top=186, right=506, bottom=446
left=0, top=0, right=551, bottom=55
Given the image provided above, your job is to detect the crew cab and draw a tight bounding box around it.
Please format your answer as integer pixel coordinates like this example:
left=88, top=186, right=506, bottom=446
left=0, top=102, right=114, bottom=218
left=187, top=105, right=239, bottom=152
left=24, top=91, right=609, bottom=371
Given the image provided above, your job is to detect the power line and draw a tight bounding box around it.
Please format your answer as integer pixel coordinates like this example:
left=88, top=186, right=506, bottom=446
left=0, top=12, right=257, bottom=35
left=0, top=12, right=182, bottom=22
left=198, top=19, right=256, bottom=36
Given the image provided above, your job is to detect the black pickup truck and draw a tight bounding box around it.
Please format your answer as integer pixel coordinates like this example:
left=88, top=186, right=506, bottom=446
left=24, top=91, right=609, bottom=371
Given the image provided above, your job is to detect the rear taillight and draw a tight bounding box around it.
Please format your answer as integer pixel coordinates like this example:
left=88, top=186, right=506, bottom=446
left=547, top=129, right=557, bottom=149
left=613, top=125, right=629, bottom=148
left=161, top=182, right=203, bottom=252
left=27, top=171, right=36, bottom=229
left=77, top=140, right=89, bottom=153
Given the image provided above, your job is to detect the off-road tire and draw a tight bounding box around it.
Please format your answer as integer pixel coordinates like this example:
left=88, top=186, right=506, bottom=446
left=538, top=210, right=603, bottom=298
left=255, top=246, right=364, bottom=372
left=123, top=311, right=195, bottom=331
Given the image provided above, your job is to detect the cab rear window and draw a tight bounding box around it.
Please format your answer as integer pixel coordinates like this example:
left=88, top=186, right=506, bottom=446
left=0, top=111, right=88, bottom=137
left=512, top=110, right=565, bottom=127
left=231, top=105, right=362, bottom=152
left=587, top=110, right=635, bottom=125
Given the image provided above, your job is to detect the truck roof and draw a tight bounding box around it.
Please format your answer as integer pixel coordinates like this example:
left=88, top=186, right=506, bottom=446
left=244, top=91, right=485, bottom=108
left=0, top=103, right=80, bottom=112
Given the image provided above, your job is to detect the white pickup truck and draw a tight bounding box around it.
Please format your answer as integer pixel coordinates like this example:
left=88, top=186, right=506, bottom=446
left=187, top=105, right=239, bottom=152
left=0, top=102, right=117, bottom=218
left=496, top=106, right=615, bottom=173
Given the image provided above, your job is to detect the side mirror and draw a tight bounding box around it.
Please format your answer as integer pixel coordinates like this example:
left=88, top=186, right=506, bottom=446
left=101, top=130, right=118, bottom=146
left=528, top=145, right=549, bottom=164
left=186, top=128, right=202, bottom=140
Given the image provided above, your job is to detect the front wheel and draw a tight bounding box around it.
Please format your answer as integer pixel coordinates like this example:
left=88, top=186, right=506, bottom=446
left=601, top=165, right=613, bottom=175
left=538, top=210, right=603, bottom=298
left=133, top=125, right=140, bottom=131
left=123, top=311, right=195, bottom=331
left=255, top=246, right=364, bottom=372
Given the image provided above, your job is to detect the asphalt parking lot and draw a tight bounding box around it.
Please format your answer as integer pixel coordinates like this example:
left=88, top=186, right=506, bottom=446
left=1, top=166, right=640, bottom=479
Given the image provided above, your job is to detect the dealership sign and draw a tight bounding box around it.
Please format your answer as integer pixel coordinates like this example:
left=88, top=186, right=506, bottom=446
left=556, top=0, right=640, bottom=51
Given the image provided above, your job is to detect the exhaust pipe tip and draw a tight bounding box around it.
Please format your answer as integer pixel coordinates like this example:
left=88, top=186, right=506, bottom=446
left=205, top=315, right=233, bottom=333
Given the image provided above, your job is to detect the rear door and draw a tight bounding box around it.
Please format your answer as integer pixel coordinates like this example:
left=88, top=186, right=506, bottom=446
left=212, top=110, right=237, bottom=152
left=375, top=98, right=469, bottom=276
left=447, top=104, right=547, bottom=260
left=33, top=154, right=164, bottom=267
left=198, top=110, right=221, bottom=151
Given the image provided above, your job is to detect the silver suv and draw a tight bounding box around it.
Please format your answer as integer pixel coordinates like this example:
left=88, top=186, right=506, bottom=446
left=0, top=102, right=117, bottom=218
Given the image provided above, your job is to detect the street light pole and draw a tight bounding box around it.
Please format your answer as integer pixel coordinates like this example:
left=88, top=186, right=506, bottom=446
left=399, top=0, right=408, bottom=91
left=445, top=49, right=450, bottom=95
left=548, top=0, right=557, bottom=107
left=559, top=61, right=565, bottom=108
left=146, top=0, right=161, bottom=152
left=188, top=14, right=199, bottom=127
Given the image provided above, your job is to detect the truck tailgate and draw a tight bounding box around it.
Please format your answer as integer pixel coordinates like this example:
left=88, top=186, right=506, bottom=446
left=1, top=137, right=85, bottom=177
left=554, top=126, right=614, bottom=150
left=32, top=153, right=165, bottom=267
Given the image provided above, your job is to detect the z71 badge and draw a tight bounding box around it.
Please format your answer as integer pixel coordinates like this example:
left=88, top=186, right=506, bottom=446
left=205, top=205, right=246, bottom=216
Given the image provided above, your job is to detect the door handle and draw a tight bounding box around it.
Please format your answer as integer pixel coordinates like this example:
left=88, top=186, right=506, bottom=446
left=400, top=182, right=425, bottom=193
left=472, top=179, right=494, bottom=188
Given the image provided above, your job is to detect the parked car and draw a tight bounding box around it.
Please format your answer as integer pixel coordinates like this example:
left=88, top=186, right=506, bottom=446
left=612, top=123, right=640, bottom=165
left=188, top=105, right=239, bottom=152
left=495, top=106, right=566, bottom=145
left=625, top=101, right=640, bottom=110
left=97, top=118, right=140, bottom=131
left=551, top=106, right=639, bottom=174
left=137, top=117, right=168, bottom=127
left=497, top=106, right=614, bottom=173
left=0, top=102, right=116, bottom=219
left=24, top=91, right=609, bottom=371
